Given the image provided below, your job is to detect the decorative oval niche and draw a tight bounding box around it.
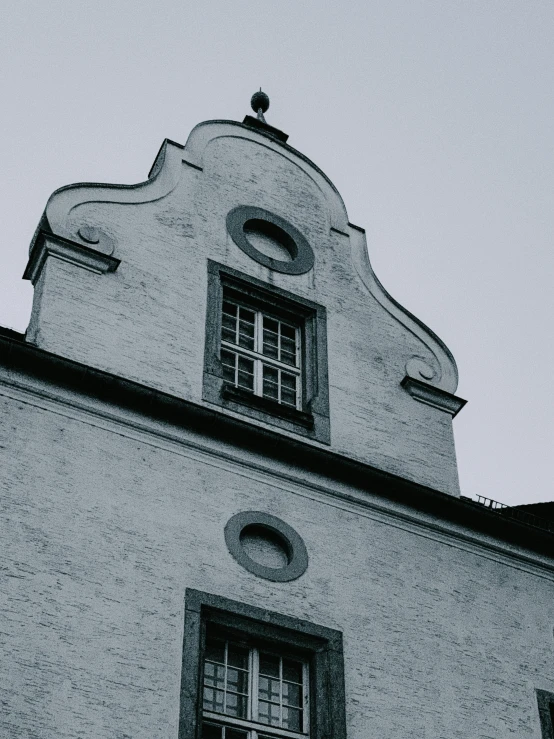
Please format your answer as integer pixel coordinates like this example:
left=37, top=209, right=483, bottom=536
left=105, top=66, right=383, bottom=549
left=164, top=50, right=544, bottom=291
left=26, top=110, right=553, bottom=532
left=239, top=524, right=291, bottom=569
left=224, top=511, right=309, bottom=582
left=226, top=206, right=315, bottom=275
left=242, top=219, right=295, bottom=262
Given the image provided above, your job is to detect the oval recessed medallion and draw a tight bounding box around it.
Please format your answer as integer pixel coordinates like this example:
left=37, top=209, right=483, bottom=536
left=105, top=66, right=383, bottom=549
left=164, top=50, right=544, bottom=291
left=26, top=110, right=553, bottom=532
left=224, top=511, right=309, bottom=582
left=226, top=206, right=314, bottom=275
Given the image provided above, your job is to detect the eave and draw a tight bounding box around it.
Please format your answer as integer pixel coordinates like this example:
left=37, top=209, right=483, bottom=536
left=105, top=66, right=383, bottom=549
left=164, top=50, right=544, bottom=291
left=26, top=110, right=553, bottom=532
left=0, top=327, right=551, bottom=564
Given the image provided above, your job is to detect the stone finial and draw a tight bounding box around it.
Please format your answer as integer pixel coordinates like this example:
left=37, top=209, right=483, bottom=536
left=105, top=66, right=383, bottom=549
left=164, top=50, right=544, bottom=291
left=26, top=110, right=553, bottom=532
left=250, top=89, right=270, bottom=123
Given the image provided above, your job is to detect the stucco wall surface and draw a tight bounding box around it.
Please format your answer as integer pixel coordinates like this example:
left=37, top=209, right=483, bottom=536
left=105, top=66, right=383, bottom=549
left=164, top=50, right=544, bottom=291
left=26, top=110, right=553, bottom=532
left=25, top=122, right=462, bottom=496
left=1, top=388, right=552, bottom=739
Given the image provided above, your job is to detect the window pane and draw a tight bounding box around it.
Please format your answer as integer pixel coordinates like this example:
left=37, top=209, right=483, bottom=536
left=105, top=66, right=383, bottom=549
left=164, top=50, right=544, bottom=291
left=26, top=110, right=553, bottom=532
left=263, top=340, right=279, bottom=359
left=280, top=333, right=296, bottom=356
left=236, top=306, right=255, bottom=351
left=226, top=667, right=248, bottom=694
left=280, top=372, right=297, bottom=407
left=227, top=644, right=249, bottom=670
left=203, top=687, right=225, bottom=713
left=222, top=312, right=236, bottom=327
left=262, top=383, right=279, bottom=401
left=280, top=389, right=296, bottom=408
left=202, top=722, right=223, bottom=739
left=238, top=307, right=255, bottom=326
left=264, top=317, right=279, bottom=334
left=259, top=653, right=280, bottom=678
left=221, top=349, right=236, bottom=366
left=222, top=304, right=238, bottom=346
left=222, top=367, right=236, bottom=384
left=222, top=301, right=237, bottom=318
left=202, top=638, right=308, bottom=737
left=224, top=691, right=247, bottom=718
left=280, top=350, right=297, bottom=367
left=262, top=367, right=279, bottom=401
left=204, top=662, right=226, bottom=690
left=258, top=700, right=280, bottom=726
left=205, top=641, right=226, bottom=665
left=227, top=729, right=249, bottom=739
left=262, top=366, right=279, bottom=384
left=202, top=724, right=249, bottom=739
left=238, top=356, right=254, bottom=372
left=238, top=374, right=254, bottom=391
left=222, top=313, right=237, bottom=329
left=282, top=706, right=302, bottom=732
left=282, top=681, right=302, bottom=707
left=282, top=659, right=303, bottom=684
left=262, top=327, right=279, bottom=359
left=221, top=350, right=236, bottom=383
left=222, top=328, right=236, bottom=345
left=280, top=372, right=296, bottom=390
left=238, top=321, right=255, bottom=350
left=259, top=675, right=280, bottom=703
left=237, top=356, right=254, bottom=391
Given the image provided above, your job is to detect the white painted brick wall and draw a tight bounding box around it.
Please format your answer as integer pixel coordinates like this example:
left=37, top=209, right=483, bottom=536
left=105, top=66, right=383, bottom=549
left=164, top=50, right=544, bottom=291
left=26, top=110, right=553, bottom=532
left=25, top=122, right=461, bottom=496
left=1, top=389, right=552, bottom=738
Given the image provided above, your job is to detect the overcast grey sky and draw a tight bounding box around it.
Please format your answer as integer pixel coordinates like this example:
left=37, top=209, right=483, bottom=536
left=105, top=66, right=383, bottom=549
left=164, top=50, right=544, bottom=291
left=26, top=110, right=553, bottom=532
left=1, top=1, right=553, bottom=506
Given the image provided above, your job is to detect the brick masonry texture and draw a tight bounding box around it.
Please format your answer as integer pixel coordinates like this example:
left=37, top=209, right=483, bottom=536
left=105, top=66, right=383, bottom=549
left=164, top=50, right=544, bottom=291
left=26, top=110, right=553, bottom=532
left=5, top=119, right=552, bottom=739
left=0, top=390, right=553, bottom=738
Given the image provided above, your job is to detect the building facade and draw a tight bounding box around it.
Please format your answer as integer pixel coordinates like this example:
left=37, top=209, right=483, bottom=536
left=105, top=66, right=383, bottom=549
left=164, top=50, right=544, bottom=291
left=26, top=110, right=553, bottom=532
left=1, top=102, right=553, bottom=739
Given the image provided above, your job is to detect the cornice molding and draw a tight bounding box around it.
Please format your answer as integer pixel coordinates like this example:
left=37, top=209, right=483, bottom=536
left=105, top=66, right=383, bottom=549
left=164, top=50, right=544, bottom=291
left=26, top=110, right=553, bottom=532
left=0, top=330, right=550, bottom=568
left=28, top=139, right=184, bottom=255
left=401, top=376, right=467, bottom=416
left=30, top=123, right=350, bottom=255
left=23, top=232, right=120, bottom=284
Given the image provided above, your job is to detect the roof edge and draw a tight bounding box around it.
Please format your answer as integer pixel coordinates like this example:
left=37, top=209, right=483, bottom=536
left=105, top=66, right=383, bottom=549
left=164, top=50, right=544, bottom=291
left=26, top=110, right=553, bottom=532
left=0, top=333, right=551, bottom=564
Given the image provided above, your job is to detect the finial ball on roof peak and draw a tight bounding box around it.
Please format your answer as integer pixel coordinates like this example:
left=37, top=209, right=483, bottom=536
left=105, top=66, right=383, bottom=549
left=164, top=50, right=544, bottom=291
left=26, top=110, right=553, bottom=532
left=251, top=89, right=270, bottom=114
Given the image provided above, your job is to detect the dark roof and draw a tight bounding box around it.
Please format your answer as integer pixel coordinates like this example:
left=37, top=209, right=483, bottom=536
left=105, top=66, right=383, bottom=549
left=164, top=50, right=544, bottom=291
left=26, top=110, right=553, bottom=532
left=512, top=502, right=554, bottom=522
left=0, top=326, right=25, bottom=342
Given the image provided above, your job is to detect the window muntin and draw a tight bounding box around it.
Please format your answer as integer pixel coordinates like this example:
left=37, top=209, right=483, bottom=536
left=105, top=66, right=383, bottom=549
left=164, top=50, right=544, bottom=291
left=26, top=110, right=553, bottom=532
left=202, top=635, right=309, bottom=739
left=221, top=299, right=301, bottom=410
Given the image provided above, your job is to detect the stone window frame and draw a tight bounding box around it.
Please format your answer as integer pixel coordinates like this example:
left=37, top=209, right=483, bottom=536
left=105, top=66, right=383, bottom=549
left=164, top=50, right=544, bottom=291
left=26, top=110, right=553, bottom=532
left=203, top=261, right=330, bottom=444
left=537, top=690, right=554, bottom=739
left=178, top=589, right=346, bottom=739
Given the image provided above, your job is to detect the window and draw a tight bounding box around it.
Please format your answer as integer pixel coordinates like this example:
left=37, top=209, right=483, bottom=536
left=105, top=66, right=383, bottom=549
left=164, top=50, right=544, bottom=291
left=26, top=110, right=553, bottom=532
left=202, top=633, right=309, bottom=739
left=179, top=589, right=346, bottom=739
left=221, top=298, right=301, bottom=409
left=203, top=262, right=330, bottom=444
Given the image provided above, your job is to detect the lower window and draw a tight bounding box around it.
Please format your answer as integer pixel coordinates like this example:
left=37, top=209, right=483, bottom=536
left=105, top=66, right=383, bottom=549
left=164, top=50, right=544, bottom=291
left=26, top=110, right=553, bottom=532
left=179, top=590, right=346, bottom=739
left=202, top=632, right=308, bottom=739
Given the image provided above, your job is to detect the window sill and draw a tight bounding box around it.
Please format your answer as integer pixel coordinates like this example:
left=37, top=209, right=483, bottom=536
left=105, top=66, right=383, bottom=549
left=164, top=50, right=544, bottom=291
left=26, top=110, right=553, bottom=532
left=222, top=384, right=315, bottom=429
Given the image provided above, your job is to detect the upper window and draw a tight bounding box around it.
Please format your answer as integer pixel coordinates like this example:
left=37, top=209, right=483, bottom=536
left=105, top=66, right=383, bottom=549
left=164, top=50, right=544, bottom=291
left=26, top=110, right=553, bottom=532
left=178, top=589, right=346, bottom=739
left=202, top=632, right=309, bottom=739
left=203, top=262, right=330, bottom=444
left=221, top=298, right=301, bottom=410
